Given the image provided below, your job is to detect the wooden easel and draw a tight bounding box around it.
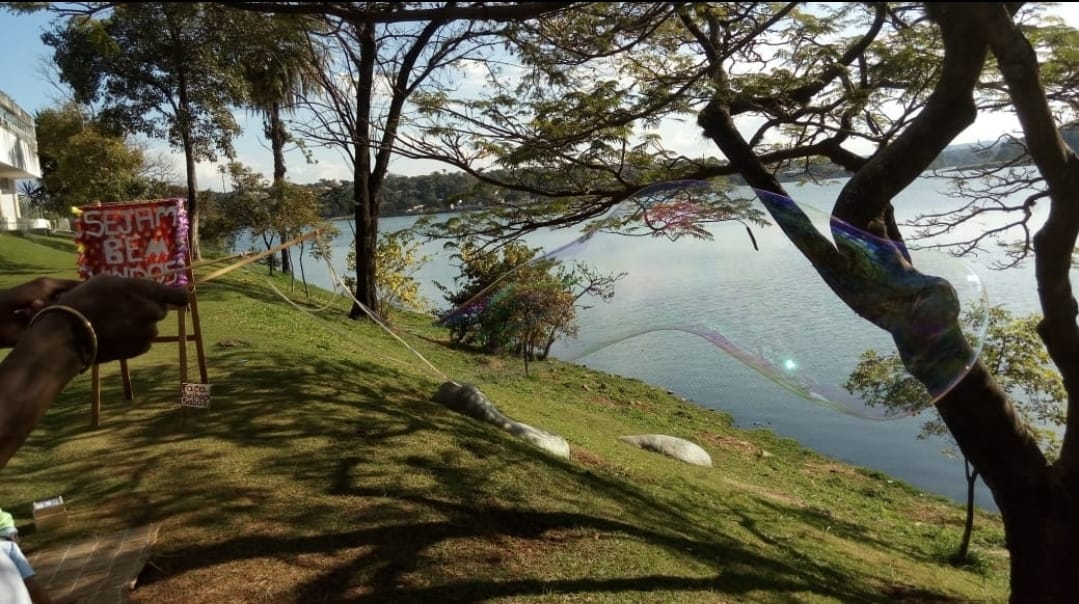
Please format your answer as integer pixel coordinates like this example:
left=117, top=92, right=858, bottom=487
left=88, top=262, right=208, bottom=427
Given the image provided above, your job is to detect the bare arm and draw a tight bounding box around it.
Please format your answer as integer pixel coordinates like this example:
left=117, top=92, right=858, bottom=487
left=0, top=276, right=189, bottom=469
left=0, top=314, right=84, bottom=468
left=24, top=575, right=53, bottom=604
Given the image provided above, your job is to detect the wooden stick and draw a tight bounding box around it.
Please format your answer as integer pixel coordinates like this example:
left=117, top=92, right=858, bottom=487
left=192, top=229, right=326, bottom=285
left=152, top=251, right=255, bottom=281
left=148, top=228, right=325, bottom=285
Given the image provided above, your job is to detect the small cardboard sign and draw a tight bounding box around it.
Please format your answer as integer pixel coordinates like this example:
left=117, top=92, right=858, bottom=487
left=32, top=495, right=68, bottom=531
left=33, top=496, right=64, bottom=512
left=181, top=383, right=212, bottom=408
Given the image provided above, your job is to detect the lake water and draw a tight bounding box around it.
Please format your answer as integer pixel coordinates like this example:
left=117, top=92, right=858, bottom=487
left=243, top=176, right=1061, bottom=511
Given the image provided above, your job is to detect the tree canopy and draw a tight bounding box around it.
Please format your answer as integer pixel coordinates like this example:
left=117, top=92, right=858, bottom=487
left=33, top=102, right=145, bottom=211
left=399, top=3, right=1079, bottom=598
left=37, top=2, right=249, bottom=258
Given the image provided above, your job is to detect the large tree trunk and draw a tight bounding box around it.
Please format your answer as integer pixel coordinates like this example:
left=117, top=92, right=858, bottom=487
left=971, top=4, right=1079, bottom=601
left=349, top=18, right=379, bottom=319
left=694, top=2, right=1079, bottom=600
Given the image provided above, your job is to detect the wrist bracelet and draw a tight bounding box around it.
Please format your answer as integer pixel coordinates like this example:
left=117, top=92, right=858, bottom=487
left=27, top=305, right=99, bottom=373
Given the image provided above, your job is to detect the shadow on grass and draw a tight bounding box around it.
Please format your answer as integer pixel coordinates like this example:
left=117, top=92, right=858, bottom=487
left=44, top=352, right=891, bottom=602
left=13, top=281, right=954, bottom=603
left=21, top=234, right=78, bottom=255
left=141, top=498, right=888, bottom=604
left=0, top=256, right=49, bottom=277
left=752, top=497, right=945, bottom=566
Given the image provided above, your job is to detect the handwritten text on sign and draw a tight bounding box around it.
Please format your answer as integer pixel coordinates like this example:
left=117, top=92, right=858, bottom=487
left=75, top=199, right=190, bottom=287
left=181, top=383, right=212, bottom=408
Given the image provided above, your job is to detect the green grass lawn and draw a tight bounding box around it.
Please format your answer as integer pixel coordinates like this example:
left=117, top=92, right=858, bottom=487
left=0, top=232, right=1009, bottom=603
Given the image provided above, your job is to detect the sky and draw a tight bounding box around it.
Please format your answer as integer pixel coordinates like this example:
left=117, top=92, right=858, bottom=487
left=1, top=4, right=1078, bottom=191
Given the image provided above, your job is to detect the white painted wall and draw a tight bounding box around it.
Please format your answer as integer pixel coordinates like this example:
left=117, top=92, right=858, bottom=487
left=0, top=91, right=41, bottom=231
left=0, top=176, right=17, bottom=230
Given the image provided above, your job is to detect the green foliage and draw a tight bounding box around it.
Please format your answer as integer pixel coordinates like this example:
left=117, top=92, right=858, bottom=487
left=345, top=228, right=431, bottom=319
left=232, top=13, right=324, bottom=116
left=33, top=103, right=146, bottom=212
left=43, top=3, right=244, bottom=160
left=309, top=179, right=355, bottom=218
left=437, top=239, right=624, bottom=370
left=436, top=239, right=558, bottom=354
left=210, top=162, right=325, bottom=275
left=483, top=280, right=577, bottom=375
left=846, top=305, right=1065, bottom=455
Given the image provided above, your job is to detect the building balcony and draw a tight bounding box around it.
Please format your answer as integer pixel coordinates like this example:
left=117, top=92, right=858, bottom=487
left=0, top=90, right=41, bottom=231
left=0, top=90, right=40, bottom=179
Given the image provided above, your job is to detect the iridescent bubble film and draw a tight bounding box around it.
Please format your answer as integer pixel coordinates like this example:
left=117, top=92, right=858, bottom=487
left=440, top=180, right=988, bottom=419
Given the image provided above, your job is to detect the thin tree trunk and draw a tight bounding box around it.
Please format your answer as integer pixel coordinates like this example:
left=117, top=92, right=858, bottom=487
left=298, top=241, right=309, bottom=298
left=269, top=101, right=291, bottom=274
left=177, top=69, right=200, bottom=261
left=955, top=459, right=978, bottom=564
left=261, top=233, right=275, bottom=275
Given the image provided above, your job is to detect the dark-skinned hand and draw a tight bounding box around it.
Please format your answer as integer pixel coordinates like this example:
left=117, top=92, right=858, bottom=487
left=0, top=277, right=81, bottom=348
left=54, top=275, right=190, bottom=363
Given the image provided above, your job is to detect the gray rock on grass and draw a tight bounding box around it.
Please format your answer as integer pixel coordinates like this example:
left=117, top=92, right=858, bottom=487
left=433, top=381, right=571, bottom=458
left=619, top=434, right=713, bottom=467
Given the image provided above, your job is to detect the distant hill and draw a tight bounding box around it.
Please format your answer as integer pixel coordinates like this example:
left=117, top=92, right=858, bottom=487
left=930, top=125, right=1079, bottom=171
left=771, top=124, right=1079, bottom=183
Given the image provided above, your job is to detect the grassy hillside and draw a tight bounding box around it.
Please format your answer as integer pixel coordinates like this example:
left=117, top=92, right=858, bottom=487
left=0, top=232, right=1008, bottom=603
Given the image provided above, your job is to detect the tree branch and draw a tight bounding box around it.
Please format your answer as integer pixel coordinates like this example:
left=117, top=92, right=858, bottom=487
left=976, top=2, right=1079, bottom=472
left=833, top=3, right=990, bottom=235
left=222, top=2, right=579, bottom=24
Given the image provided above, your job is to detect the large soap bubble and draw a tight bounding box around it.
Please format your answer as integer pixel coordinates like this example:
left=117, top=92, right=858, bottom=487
left=438, top=180, right=988, bottom=419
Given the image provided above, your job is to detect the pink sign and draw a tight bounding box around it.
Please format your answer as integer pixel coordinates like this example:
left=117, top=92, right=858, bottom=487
left=75, top=199, right=190, bottom=287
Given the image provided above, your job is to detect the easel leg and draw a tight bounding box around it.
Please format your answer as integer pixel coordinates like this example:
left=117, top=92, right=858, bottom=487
left=178, top=308, right=188, bottom=421
left=121, top=359, right=134, bottom=401
left=91, top=364, right=101, bottom=427
left=188, top=284, right=208, bottom=384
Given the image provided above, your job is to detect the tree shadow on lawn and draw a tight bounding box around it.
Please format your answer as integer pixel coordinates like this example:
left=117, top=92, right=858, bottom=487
left=15, top=350, right=414, bottom=481
left=750, top=497, right=943, bottom=566
left=0, top=256, right=74, bottom=279
left=19, top=234, right=78, bottom=256
left=19, top=347, right=946, bottom=603
left=141, top=497, right=891, bottom=604
left=193, top=275, right=307, bottom=308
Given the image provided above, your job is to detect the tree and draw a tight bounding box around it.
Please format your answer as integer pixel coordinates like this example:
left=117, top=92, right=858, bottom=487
left=346, top=228, right=431, bottom=320
left=405, top=3, right=1079, bottom=598
left=846, top=305, right=1065, bottom=564
left=35, top=2, right=248, bottom=260
left=436, top=239, right=622, bottom=373
left=233, top=11, right=328, bottom=273
left=33, top=103, right=145, bottom=212
left=484, top=280, right=576, bottom=375
left=216, top=162, right=275, bottom=265
left=228, top=1, right=576, bottom=319
left=214, top=162, right=324, bottom=276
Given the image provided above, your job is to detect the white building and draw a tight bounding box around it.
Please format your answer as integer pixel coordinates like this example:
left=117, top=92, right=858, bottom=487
left=0, top=90, right=42, bottom=231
